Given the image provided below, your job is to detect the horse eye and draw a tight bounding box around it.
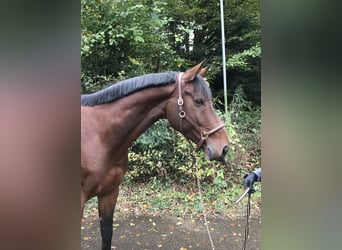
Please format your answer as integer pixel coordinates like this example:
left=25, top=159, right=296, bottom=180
left=194, top=98, right=204, bottom=106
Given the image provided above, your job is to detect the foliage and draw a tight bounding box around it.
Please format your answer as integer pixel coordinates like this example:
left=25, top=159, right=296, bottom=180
left=228, top=85, right=261, bottom=175
left=227, top=43, right=261, bottom=71
left=81, top=0, right=188, bottom=93
left=84, top=177, right=261, bottom=218
left=81, top=0, right=261, bottom=103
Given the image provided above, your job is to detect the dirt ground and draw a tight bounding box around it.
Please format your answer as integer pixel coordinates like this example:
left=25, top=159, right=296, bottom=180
left=81, top=212, right=261, bottom=250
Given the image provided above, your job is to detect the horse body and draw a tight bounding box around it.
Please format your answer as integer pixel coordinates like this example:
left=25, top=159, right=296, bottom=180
left=81, top=62, right=229, bottom=250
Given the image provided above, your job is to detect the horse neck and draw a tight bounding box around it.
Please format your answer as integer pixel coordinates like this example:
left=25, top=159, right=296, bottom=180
left=99, top=83, right=176, bottom=148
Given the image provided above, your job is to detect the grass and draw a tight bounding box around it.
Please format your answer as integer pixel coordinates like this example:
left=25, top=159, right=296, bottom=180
left=83, top=178, right=261, bottom=220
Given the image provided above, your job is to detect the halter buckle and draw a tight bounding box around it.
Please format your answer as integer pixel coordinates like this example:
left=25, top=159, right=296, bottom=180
left=200, top=131, right=209, bottom=140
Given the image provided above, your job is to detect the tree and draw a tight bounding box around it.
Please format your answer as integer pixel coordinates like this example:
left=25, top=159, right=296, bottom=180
left=81, top=0, right=261, bottom=105
left=81, top=0, right=188, bottom=93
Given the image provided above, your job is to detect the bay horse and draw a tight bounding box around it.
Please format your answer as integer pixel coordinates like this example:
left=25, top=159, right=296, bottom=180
left=81, top=61, right=229, bottom=250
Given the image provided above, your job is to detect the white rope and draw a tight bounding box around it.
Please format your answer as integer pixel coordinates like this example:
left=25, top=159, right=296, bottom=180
left=194, top=157, right=215, bottom=250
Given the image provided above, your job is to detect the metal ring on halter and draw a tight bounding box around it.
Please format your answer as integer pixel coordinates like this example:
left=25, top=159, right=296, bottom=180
left=177, top=98, right=184, bottom=106
left=200, top=131, right=209, bottom=140
left=179, top=110, right=186, bottom=118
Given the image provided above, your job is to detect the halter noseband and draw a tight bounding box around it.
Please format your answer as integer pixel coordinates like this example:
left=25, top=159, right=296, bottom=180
left=177, top=73, right=225, bottom=152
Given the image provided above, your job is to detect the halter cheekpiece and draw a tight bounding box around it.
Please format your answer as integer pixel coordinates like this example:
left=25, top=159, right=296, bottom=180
left=176, top=73, right=225, bottom=152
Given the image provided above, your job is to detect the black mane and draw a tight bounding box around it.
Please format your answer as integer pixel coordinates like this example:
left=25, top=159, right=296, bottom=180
left=81, top=72, right=177, bottom=106
left=81, top=71, right=212, bottom=106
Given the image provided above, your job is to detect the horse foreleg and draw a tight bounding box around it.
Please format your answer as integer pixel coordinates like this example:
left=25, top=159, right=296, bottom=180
left=81, top=190, right=87, bottom=220
left=98, top=188, right=120, bottom=250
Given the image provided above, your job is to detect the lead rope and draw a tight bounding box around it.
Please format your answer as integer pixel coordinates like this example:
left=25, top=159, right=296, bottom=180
left=193, top=155, right=253, bottom=250
left=242, top=192, right=251, bottom=250
left=191, top=153, right=215, bottom=250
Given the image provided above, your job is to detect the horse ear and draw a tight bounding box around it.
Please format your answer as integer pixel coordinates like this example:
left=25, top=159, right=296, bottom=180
left=199, top=65, right=210, bottom=77
left=183, top=60, right=206, bottom=82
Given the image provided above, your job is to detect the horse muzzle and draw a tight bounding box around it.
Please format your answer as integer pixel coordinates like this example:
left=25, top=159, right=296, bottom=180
left=205, top=144, right=229, bottom=162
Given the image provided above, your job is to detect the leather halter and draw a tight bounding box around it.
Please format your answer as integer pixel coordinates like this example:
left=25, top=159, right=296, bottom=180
left=177, top=73, right=225, bottom=152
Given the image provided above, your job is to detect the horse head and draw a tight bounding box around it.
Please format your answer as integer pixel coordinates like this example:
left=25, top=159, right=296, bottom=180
left=166, top=61, right=230, bottom=161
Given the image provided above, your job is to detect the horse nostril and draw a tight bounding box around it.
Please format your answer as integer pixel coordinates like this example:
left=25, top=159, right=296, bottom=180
left=222, top=145, right=229, bottom=157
